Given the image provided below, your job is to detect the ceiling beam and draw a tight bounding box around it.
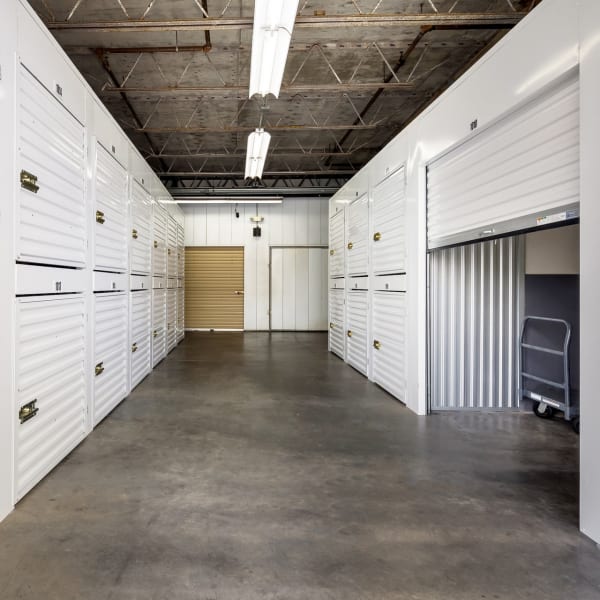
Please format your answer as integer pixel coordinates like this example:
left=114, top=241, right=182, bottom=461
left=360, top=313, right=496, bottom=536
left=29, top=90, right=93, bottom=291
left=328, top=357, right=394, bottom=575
left=47, top=12, right=526, bottom=33
left=134, top=124, right=376, bottom=134
left=102, top=82, right=414, bottom=96
left=147, top=151, right=353, bottom=158
left=159, top=170, right=356, bottom=177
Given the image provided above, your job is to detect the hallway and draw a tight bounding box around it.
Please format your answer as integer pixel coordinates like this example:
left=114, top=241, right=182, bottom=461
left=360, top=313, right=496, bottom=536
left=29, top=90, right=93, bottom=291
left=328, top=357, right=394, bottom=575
left=0, top=332, right=598, bottom=599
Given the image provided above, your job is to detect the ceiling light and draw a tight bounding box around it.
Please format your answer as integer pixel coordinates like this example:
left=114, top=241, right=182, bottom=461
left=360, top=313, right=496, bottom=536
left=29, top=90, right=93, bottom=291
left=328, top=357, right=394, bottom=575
left=245, top=128, right=272, bottom=179
left=249, top=0, right=300, bottom=98
left=160, top=196, right=283, bottom=205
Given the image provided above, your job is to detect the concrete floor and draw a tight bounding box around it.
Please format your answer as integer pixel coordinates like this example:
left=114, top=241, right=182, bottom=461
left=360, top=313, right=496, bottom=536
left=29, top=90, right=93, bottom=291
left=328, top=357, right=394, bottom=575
left=0, top=332, right=599, bottom=600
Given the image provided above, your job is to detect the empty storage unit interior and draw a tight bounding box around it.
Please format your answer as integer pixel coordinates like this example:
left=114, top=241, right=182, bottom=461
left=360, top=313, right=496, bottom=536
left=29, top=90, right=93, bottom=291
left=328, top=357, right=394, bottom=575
left=327, top=0, right=600, bottom=547
left=0, top=1, right=185, bottom=517
left=0, top=0, right=599, bottom=595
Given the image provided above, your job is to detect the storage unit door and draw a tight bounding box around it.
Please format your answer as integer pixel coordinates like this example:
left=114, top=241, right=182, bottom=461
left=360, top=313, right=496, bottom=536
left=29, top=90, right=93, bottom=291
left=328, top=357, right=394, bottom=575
left=167, top=217, right=178, bottom=278
left=372, top=167, right=406, bottom=275
left=176, top=287, right=185, bottom=341
left=270, top=247, right=328, bottom=331
left=130, top=180, right=152, bottom=275
left=130, top=291, right=151, bottom=390
left=346, top=290, right=368, bottom=375
left=152, top=206, right=168, bottom=275
left=177, top=224, right=185, bottom=276
left=152, top=288, right=166, bottom=366
left=166, top=289, right=177, bottom=352
left=328, top=288, right=345, bottom=359
left=429, top=238, right=523, bottom=410
left=346, top=194, right=369, bottom=276
left=94, top=143, right=128, bottom=272
left=329, top=210, right=345, bottom=278
left=185, top=247, right=244, bottom=330
left=372, top=291, right=407, bottom=402
left=427, top=75, right=580, bottom=249
left=17, top=66, right=86, bottom=268
left=15, top=295, right=86, bottom=500
left=93, top=292, right=128, bottom=425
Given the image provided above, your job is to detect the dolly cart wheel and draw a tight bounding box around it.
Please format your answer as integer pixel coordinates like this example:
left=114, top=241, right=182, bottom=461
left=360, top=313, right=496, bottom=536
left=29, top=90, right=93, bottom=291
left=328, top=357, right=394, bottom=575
left=533, top=401, right=555, bottom=419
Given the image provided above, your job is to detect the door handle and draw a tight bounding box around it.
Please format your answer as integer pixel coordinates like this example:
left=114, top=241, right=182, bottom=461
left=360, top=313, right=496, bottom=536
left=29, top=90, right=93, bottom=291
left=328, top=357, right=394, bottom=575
left=96, top=210, right=105, bottom=224
left=347, top=242, right=353, bottom=250
left=373, top=340, right=381, bottom=350
left=373, top=232, right=382, bottom=242
left=234, top=290, right=244, bottom=295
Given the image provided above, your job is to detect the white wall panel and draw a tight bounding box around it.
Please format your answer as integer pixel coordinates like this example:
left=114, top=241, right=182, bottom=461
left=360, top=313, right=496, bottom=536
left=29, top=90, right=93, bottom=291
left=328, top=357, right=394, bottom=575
left=130, top=290, right=151, bottom=390
left=308, top=248, right=328, bottom=330
left=94, top=143, right=128, bottom=272
left=130, top=180, right=152, bottom=275
left=17, top=67, right=86, bottom=268
left=93, top=292, right=128, bottom=426
left=182, top=198, right=328, bottom=330
left=15, top=295, right=86, bottom=500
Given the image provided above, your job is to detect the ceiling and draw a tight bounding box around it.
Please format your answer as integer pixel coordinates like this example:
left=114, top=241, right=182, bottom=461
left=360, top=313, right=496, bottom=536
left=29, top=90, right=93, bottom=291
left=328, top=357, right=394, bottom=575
left=31, top=0, right=540, bottom=193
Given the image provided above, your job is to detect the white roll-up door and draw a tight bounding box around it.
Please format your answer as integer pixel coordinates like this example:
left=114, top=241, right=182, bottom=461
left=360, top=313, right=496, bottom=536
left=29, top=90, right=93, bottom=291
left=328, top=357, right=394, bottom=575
left=372, top=291, right=406, bottom=402
left=17, top=66, right=86, bottom=268
left=346, top=194, right=369, bottom=276
left=15, top=295, right=87, bottom=500
left=93, top=292, right=128, bottom=425
left=166, top=289, right=177, bottom=352
left=167, top=217, right=178, bottom=278
left=130, top=290, right=151, bottom=390
left=372, top=166, right=406, bottom=275
left=427, top=74, right=580, bottom=249
left=328, top=288, right=345, bottom=359
left=130, top=180, right=152, bottom=276
left=152, top=288, right=167, bottom=366
left=94, top=143, right=128, bottom=273
left=329, top=210, right=345, bottom=278
left=152, top=205, right=168, bottom=276
left=346, top=289, right=368, bottom=375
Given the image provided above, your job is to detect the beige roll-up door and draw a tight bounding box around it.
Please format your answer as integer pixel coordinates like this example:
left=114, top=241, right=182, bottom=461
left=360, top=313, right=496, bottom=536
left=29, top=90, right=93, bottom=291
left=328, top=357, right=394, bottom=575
left=184, top=247, right=244, bottom=330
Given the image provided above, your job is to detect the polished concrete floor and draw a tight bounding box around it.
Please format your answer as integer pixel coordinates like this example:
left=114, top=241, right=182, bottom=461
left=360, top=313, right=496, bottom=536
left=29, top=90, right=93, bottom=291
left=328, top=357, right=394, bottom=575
left=0, top=332, right=599, bottom=600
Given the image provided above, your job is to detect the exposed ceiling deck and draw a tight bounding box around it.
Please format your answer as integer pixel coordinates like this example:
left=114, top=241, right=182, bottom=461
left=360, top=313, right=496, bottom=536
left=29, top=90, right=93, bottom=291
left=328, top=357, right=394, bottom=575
left=31, top=0, right=540, bottom=193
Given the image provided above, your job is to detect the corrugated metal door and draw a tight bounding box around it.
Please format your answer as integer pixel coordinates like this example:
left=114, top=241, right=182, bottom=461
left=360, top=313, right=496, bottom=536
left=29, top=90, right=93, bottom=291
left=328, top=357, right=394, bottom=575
left=93, top=292, right=128, bottom=425
left=167, top=216, right=178, bottom=278
left=185, top=247, right=244, bottom=330
left=94, top=143, right=128, bottom=272
left=152, top=288, right=166, bottom=366
left=166, top=289, right=177, bottom=352
left=346, top=194, right=369, bottom=276
left=329, top=210, right=345, bottom=278
left=15, top=295, right=87, bottom=500
left=152, top=205, right=168, bottom=276
left=177, top=224, right=185, bottom=275
left=270, top=247, right=328, bottom=331
left=328, top=288, right=345, bottom=359
left=429, top=237, right=523, bottom=410
left=372, top=291, right=406, bottom=402
left=17, top=66, right=86, bottom=268
left=130, top=290, right=151, bottom=390
left=346, top=290, right=368, bottom=375
left=372, top=166, right=406, bottom=275
left=130, top=180, right=152, bottom=275
left=427, top=75, right=580, bottom=249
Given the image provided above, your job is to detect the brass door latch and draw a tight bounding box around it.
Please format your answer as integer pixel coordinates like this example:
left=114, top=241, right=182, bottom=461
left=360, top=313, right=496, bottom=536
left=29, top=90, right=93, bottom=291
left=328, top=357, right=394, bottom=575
left=19, top=399, right=38, bottom=424
left=95, top=362, right=104, bottom=376
left=20, top=170, right=39, bottom=194
left=96, top=210, right=105, bottom=224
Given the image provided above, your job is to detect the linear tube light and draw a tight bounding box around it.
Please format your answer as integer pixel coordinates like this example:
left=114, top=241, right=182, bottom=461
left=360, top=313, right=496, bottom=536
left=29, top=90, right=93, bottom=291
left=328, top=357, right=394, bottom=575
left=249, top=0, right=300, bottom=98
left=245, top=128, right=272, bottom=179
left=160, top=197, right=283, bottom=205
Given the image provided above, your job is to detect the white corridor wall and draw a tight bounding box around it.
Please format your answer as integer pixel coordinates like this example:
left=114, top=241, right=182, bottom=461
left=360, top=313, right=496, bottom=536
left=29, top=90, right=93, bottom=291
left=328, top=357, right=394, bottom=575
left=183, top=198, right=329, bottom=330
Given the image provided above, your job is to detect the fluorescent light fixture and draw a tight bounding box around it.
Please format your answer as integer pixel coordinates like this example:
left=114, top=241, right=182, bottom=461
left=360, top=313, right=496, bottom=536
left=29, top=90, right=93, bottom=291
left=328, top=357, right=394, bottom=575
left=249, top=0, right=300, bottom=98
left=245, top=128, right=272, bottom=179
left=160, top=196, right=283, bottom=205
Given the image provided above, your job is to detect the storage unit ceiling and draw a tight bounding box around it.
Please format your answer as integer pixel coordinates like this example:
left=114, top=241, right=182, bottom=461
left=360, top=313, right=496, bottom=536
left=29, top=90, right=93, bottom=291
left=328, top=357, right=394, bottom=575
left=29, top=0, right=538, bottom=190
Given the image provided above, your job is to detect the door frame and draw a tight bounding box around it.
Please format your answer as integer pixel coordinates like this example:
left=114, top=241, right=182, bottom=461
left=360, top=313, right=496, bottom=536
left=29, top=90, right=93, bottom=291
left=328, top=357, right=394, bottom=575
left=268, top=245, right=328, bottom=331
